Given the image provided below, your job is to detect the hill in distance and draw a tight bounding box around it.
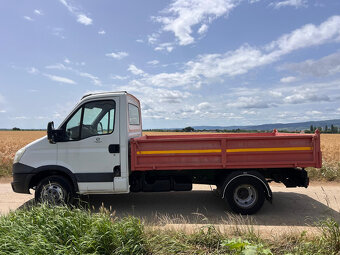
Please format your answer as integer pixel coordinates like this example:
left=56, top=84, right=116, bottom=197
left=192, top=119, right=340, bottom=131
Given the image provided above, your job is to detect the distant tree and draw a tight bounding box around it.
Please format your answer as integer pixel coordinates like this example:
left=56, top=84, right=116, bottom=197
left=12, top=127, right=20, bottom=131
left=325, top=125, right=328, bottom=133
left=331, top=124, right=336, bottom=133
left=182, top=126, right=194, bottom=132
left=310, top=125, right=314, bottom=132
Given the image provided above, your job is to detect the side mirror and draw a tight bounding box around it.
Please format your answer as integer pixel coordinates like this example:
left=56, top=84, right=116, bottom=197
left=47, top=121, right=67, bottom=143
left=47, top=121, right=56, bottom=144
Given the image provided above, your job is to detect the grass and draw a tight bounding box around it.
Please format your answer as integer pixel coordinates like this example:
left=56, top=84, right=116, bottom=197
left=0, top=158, right=12, bottom=178
left=0, top=205, right=146, bottom=255
left=0, top=205, right=339, bottom=255
left=307, top=161, right=340, bottom=181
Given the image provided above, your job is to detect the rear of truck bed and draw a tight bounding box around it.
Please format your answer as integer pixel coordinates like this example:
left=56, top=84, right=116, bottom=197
left=130, top=130, right=321, bottom=171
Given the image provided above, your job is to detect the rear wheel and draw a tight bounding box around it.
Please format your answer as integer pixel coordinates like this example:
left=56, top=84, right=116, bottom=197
left=224, top=176, right=265, bottom=215
left=35, top=175, right=74, bottom=205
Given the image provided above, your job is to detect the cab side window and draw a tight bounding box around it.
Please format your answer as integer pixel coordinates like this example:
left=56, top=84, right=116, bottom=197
left=128, top=104, right=140, bottom=125
left=63, top=100, right=115, bottom=141
left=97, top=108, right=115, bottom=135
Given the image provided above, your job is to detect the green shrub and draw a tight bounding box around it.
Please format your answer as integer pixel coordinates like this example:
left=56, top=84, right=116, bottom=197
left=0, top=205, right=146, bottom=255
left=221, top=238, right=272, bottom=255
left=0, top=158, right=12, bottom=178
left=307, top=161, right=340, bottom=181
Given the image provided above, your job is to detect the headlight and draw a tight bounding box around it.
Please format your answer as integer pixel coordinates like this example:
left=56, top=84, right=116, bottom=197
left=13, top=147, right=26, bottom=164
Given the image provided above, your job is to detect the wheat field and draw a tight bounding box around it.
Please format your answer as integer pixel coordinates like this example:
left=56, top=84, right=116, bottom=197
left=0, top=131, right=339, bottom=179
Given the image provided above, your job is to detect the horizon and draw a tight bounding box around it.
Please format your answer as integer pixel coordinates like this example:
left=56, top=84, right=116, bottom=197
left=1, top=1, right=340, bottom=129
left=2, top=117, right=340, bottom=131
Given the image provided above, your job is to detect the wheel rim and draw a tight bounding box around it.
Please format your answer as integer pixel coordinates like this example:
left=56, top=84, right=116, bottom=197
left=233, top=184, right=258, bottom=209
left=40, top=182, right=65, bottom=204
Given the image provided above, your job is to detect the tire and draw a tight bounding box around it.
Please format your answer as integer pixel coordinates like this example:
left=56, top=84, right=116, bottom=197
left=35, top=175, right=74, bottom=205
left=224, top=176, right=265, bottom=215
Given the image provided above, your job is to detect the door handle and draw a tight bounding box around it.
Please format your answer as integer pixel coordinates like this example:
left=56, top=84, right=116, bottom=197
left=109, top=144, right=120, bottom=153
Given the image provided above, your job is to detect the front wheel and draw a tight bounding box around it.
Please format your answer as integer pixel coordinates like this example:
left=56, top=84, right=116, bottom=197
left=35, top=175, right=74, bottom=205
left=224, top=176, right=265, bottom=215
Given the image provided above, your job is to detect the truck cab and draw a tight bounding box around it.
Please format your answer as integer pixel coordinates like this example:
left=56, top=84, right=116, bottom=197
left=12, top=92, right=142, bottom=202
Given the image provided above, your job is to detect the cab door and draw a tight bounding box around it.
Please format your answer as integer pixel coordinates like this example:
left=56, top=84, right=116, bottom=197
left=57, top=98, right=120, bottom=193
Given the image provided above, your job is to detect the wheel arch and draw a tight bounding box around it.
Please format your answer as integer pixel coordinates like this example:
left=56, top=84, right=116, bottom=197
left=222, top=171, right=272, bottom=202
left=29, top=165, right=79, bottom=193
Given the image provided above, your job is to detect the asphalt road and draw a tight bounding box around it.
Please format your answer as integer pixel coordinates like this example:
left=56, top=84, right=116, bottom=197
left=1, top=182, right=339, bottom=228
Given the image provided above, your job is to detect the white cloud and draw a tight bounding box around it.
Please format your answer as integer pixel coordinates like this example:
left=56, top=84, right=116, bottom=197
left=153, top=0, right=240, bottom=45
left=111, top=75, right=128, bottom=80
left=34, top=9, right=43, bottom=15
left=105, top=51, right=129, bottom=59
left=266, top=16, right=340, bottom=54
left=271, top=0, right=307, bottom=9
left=128, top=65, right=145, bottom=76
left=23, top=16, right=33, bottom=21
left=13, top=116, right=29, bottom=120
left=306, top=110, right=322, bottom=115
left=198, top=24, right=209, bottom=35
left=154, top=42, right=174, bottom=52
left=147, top=60, right=160, bottom=65
left=59, top=0, right=93, bottom=26
left=147, top=71, right=201, bottom=88
left=98, top=30, right=106, bottom=35
left=280, top=76, right=297, bottom=83
left=44, top=74, right=76, bottom=84
left=197, top=102, right=211, bottom=109
left=77, top=14, right=92, bottom=25
left=269, top=90, right=283, bottom=97
left=136, top=39, right=144, bottom=43
left=27, top=67, right=39, bottom=74
left=51, top=27, right=65, bottom=39
left=148, top=33, right=159, bottom=44
left=43, top=60, right=102, bottom=86
left=227, top=96, right=273, bottom=109
left=45, top=63, right=67, bottom=70
left=283, top=92, right=330, bottom=104
left=146, top=16, right=340, bottom=88
left=79, top=72, right=102, bottom=86
left=0, top=110, right=6, bottom=113
left=281, top=52, right=340, bottom=77
left=241, top=110, right=257, bottom=115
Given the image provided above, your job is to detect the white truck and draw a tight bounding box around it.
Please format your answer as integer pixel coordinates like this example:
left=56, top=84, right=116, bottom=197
left=12, top=91, right=320, bottom=214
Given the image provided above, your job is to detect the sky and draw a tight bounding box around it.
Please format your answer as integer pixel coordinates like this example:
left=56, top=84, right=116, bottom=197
left=1, top=0, right=340, bottom=129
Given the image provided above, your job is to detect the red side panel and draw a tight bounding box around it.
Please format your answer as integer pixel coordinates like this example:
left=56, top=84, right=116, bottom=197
left=130, top=131, right=322, bottom=171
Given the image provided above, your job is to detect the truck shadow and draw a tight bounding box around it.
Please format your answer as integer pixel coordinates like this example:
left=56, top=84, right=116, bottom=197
left=82, top=190, right=340, bottom=226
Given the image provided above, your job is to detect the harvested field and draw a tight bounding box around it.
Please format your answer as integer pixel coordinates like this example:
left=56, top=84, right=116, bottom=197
left=0, top=131, right=339, bottom=180
left=0, top=131, right=45, bottom=177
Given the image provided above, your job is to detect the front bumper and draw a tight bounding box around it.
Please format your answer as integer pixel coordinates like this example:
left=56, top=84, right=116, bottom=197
left=11, top=163, right=35, bottom=194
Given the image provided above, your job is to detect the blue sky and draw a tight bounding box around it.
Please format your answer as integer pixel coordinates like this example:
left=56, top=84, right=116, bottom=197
left=1, top=0, right=340, bottom=129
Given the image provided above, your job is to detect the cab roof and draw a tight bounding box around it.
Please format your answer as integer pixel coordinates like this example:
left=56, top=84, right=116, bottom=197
left=81, top=91, right=140, bottom=104
left=81, top=91, right=128, bottom=100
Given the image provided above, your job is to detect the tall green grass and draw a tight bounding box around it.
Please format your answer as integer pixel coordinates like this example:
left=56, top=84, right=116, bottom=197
left=0, top=205, right=339, bottom=254
left=0, top=205, right=146, bottom=255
